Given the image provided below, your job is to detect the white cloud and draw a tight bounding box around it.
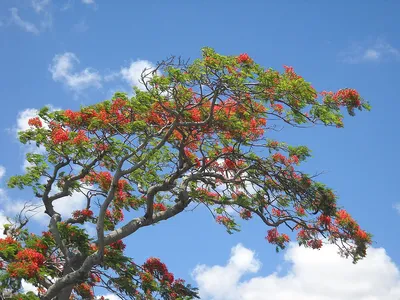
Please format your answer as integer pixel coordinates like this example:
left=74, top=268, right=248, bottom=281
left=53, top=190, right=87, bottom=219
left=120, top=60, right=156, bottom=91
left=48, top=53, right=157, bottom=93
left=15, top=106, right=60, bottom=134
left=49, top=52, right=102, bottom=92
left=32, top=0, right=51, bottom=13
left=193, top=243, right=400, bottom=300
left=0, top=166, right=5, bottom=180
left=10, top=8, right=40, bottom=35
left=82, top=0, right=95, bottom=4
left=16, top=108, right=40, bottom=134
left=340, top=39, right=400, bottom=64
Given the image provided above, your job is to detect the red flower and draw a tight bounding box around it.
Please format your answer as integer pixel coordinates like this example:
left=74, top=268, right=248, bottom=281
left=72, top=209, right=93, bottom=219
left=153, top=203, right=167, bottom=212
left=222, top=146, right=234, bottom=154
left=271, top=208, right=285, bottom=217
left=290, top=155, right=299, bottom=165
left=190, top=108, right=202, bottom=122
left=110, top=240, right=126, bottom=251
left=51, top=126, right=69, bottom=144
left=266, top=228, right=279, bottom=243
left=8, top=249, right=45, bottom=278
left=307, top=239, right=323, bottom=249
left=272, top=104, right=284, bottom=113
left=28, top=117, right=42, bottom=128
left=72, top=130, right=89, bottom=145
left=296, top=206, right=305, bottom=216
left=224, top=158, right=236, bottom=169
left=272, top=152, right=286, bottom=164
left=318, top=215, right=331, bottom=226
left=236, top=53, right=252, bottom=64
left=239, top=209, right=252, bottom=220
left=216, top=215, right=231, bottom=225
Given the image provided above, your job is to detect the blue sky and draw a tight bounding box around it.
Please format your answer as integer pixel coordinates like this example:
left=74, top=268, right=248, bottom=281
left=1, top=1, right=400, bottom=299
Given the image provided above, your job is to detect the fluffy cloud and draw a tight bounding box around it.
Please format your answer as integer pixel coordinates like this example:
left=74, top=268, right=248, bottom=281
left=120, top=60, right=156, bottom=91
left=10, top=8, right=40, bottom=35
left=49, top=52, right=102, bottom=92
left=192, top=243, right=400, bottom=300
left=82, top=0, right=95, bottom=4
left=48, top=51, right=158, bottom=93
left=340, top=39, right=400, bottom=64
left=15, top=108, right=40, bottom=133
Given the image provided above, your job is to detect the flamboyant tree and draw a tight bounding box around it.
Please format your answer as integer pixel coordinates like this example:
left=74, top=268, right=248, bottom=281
left=0, top=48, right=371, bottom=299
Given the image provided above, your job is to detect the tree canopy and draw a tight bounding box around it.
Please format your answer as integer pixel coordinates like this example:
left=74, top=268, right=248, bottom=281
left=1, top=48, right=371, bottom=299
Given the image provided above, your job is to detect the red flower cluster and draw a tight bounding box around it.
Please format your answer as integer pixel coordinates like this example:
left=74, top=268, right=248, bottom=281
left=321, top=89, right=362, bottom=108
left=28, top=117, right=42, bottom=128
left=90, top=272, right=101, bottom=283
left=216, top=215, right=232, bottom=226
left=356, top=228, right=369, bottom=240
left=72, top=130, right=89, bottom=145
left=297, top=229, right=310, bottom=240
left=72, top=209, right=93, bottom=219
left=83, top=171, right=113, bottom=191
left=0, top=237, right=20, bottom=252
left=239, top=209, right=252, bottom=220
left=222, top=146, right=234, bottom=154
left=8, top=248, right=45, bottom=278
left=272, top=152, right=286, bottom=164
left=307, top=239, right=323, bottom=249
left=16, top=248, right=45, bottom=265
left=236, top=53, right=252, bottom=64
left=283, top=65, right=302, bottom=80
left=271, top=208, right=286, bottom=218
left=197, top=188, right=219, bottom=199
left=271, top=153, right=299, bottom=166
left=272, top=103, right=284, bottom=113
left=290, top=155, right=299, bottom=165
left=64, top=98, right=131, bottom=131
left=109, top=240, right=126, bottom=251
left=318, top=214, right=331, bottom=226
left=75, top=283, right=94, bottom=299
left=333, top=89, right=361, bottom=107
left=296, top=206, right=305, bottom=216
left=268, top=140, right=279, bottom=148
left=51, top=125, right=69, bottom=144
left=224, top=158, right=236, bottom=169
left=335, top=209, right=371, bottom=243
left=266, top=228, right=290, bottom=248
left=143, top=257, right=175, bottom=284
left=153, top=203, right=167, bottom=212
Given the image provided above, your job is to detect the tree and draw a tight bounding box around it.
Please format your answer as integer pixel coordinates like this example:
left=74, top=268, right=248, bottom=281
left=1, top=48, right=371, bottom=299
